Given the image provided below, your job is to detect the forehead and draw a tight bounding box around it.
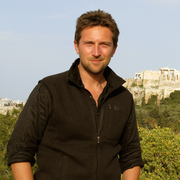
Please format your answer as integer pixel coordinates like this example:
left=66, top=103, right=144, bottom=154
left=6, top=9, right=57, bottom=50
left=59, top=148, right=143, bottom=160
left=80, top=26, right=113, bottom=41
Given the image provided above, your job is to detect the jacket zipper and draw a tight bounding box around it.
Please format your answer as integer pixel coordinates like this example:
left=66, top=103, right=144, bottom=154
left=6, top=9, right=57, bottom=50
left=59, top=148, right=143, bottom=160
left=85, top=89, right=104, bottom=180
left=97, top=136, right=100, bottom=144
left=96, top=107, right=104, bottom=180
left=96, top=135, right=100, bottom=180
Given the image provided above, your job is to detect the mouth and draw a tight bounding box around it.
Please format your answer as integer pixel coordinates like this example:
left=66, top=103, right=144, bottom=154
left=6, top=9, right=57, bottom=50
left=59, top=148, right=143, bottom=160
left=90, top=60, right=102, bottom=63
left=88, top=57, right=105, bottom=63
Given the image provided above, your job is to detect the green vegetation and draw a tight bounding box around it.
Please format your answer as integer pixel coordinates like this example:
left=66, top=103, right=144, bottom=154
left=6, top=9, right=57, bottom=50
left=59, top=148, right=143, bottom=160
left=0, top=109, right=20, bottom=180
left=136, top=91, right=180, bottom=179
left=139, top=127, right=180, bottom=179
left=0, top=91, right=180, bottom=179
left=131, top=83, right=137, bottom=87
left=131, top=83, right=143, bottom=88
left=136, top=91, right=180, bottom=133
left=139, top=84, right=143, bottom=88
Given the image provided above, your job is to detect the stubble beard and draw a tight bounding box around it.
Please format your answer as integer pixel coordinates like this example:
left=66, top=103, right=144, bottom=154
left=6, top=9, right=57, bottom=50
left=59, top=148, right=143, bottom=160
left=80, top=57, right=109, bottom=75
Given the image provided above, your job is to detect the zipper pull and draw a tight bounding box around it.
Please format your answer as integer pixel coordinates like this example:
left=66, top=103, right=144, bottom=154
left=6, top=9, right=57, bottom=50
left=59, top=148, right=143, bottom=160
left=97, top=136, right=100, bottom=144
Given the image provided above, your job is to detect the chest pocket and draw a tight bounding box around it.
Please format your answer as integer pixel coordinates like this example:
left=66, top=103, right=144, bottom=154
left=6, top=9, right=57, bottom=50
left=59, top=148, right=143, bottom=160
left=103, top=104, right=128, bottom=140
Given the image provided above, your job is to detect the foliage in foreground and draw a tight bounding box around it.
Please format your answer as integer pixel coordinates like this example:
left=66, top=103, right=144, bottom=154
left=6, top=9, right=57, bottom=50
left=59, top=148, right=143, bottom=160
left=139, top=126, right=180, bottom=180
left=0, top=109, right=20, bottom=180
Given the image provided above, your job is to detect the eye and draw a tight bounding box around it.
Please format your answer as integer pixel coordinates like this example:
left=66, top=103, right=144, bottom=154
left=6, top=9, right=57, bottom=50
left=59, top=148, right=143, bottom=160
left=84, top=42, right=94, bottom=47
left=84, top=41, right=93, bottom=44
left=103, top=43, right=108, bottom=46
left=101, top=42, right=111, bottom=47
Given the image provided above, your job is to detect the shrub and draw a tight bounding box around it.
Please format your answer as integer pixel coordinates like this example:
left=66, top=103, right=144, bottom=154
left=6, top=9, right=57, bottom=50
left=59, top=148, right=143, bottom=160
left=170, top=90, right=180, bottom=100
left=147, top=95, right=158, bottom=105
left=139, top=127, right=180, bottom=180
left=149, top=107, right=160, bottom=119
left=161, top=91, right=180, bottom=105
left=0, top=111, right=19, bottom=180
left=131, top=83, right=137, bottom=87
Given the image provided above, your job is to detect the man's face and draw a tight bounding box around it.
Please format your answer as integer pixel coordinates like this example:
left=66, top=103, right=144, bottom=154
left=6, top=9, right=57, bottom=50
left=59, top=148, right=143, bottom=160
left=74, top=26, right=117, bottom=75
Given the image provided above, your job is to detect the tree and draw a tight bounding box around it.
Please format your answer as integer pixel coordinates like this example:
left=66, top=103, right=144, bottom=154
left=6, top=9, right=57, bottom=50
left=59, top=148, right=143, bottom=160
left=147, top=95, right=158, bottom=105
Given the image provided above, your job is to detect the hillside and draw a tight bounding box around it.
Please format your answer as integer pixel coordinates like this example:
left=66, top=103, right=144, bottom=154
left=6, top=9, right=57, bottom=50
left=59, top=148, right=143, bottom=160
left=135, top=91, right=180, bottom=133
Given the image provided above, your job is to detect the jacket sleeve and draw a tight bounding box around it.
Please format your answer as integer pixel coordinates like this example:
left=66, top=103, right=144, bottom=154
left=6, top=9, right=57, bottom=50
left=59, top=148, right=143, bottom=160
left=119, top=97, right=144, bottom=173
left=7, top=82, right=52, bottom=166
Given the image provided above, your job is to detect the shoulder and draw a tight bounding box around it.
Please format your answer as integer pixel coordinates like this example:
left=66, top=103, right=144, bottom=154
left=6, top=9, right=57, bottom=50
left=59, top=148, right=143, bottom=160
left=39, top=70, right=69, bottom=87
left=41, top=70, right=69, bottom=82
left=106, top=67, right=133, bottom=99
left=121, top=85, right=133, bottom=97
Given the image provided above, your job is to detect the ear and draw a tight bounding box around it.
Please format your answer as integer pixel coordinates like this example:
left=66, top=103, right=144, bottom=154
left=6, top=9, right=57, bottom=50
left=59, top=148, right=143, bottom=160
left=111, top=45, right=117, bottom=57
left=74, top=41, right=80, bottom=54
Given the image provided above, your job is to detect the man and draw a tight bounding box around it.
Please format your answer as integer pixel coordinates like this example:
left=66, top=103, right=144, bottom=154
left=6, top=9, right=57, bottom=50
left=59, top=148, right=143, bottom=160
left=7, top=10, right=144, bottom=180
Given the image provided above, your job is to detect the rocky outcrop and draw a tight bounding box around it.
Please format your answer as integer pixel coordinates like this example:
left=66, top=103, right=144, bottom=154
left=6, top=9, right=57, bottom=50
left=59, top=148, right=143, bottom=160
left=0, top=106, right=15, bottom=115
left=0, top=98, right=24, bottom=115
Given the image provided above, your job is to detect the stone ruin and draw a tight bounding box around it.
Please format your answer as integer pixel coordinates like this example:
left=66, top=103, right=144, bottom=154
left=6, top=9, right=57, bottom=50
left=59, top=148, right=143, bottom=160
left=124, top=67, right=180, bottom=105
left=134, top=67, right=180, bottom=81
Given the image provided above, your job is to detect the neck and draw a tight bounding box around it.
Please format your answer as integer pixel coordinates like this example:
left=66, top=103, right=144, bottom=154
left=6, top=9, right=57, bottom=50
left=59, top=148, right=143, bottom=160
left=78, top=64, right=106, bottom=89
left=78, top=64, right=107, bottom=107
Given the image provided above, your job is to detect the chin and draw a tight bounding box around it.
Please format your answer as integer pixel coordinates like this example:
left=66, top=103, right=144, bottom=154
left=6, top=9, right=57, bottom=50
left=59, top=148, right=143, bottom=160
left=89, top=68, right=105, bottom=75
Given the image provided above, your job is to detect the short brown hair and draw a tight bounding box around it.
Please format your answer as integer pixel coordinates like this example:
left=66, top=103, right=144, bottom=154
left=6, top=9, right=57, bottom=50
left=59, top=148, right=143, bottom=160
left=75, top=9, right=119, bottom=48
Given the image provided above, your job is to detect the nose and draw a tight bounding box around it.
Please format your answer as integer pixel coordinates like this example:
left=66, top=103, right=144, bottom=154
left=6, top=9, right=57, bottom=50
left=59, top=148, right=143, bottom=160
left=92, top=45, right=101, bottom=57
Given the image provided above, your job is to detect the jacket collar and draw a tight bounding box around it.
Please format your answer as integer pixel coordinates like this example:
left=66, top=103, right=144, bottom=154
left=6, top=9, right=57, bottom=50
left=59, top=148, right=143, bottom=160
left=67, top=58, right=83, bottom=87
left=67, top=58, right=126, bottom=91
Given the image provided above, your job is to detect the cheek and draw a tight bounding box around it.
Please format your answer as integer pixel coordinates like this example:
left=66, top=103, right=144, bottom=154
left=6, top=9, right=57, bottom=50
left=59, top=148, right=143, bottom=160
left=102, top=48, right=114, bottom=57
left=85, top=47, right=93, bottom=54
left=80, top=47, right=92, bottom=55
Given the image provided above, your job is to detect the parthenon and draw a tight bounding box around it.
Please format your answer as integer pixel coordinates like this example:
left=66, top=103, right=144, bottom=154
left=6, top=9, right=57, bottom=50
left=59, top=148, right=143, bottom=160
left=134, top=67, right=180, bottom=81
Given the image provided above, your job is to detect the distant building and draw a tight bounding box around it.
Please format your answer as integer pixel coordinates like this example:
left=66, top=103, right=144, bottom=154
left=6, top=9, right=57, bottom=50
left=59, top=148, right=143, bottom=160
left=134, top=67, right=180, bottom=82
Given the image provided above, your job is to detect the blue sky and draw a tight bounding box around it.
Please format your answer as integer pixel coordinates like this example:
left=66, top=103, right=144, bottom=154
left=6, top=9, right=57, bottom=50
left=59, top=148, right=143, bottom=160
left=1, top=0, right=180, bottom=102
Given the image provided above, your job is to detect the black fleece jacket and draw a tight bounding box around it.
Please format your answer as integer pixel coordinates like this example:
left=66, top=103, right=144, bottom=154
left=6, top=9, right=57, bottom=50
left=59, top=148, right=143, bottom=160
left=7, top=58, right=144, bottom=180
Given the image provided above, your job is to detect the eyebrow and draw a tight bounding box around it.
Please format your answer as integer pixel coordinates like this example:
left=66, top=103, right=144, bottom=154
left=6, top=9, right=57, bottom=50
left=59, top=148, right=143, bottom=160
left=82, top=41, right=93, bottom=43
left=82, top=41, right=112, bottom=45
left=100, top=41, right=112, bottom=45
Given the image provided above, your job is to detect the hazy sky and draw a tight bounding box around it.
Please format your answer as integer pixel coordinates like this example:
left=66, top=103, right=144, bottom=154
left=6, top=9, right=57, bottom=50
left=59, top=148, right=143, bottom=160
left=1, top=0, right=180, bottom=102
